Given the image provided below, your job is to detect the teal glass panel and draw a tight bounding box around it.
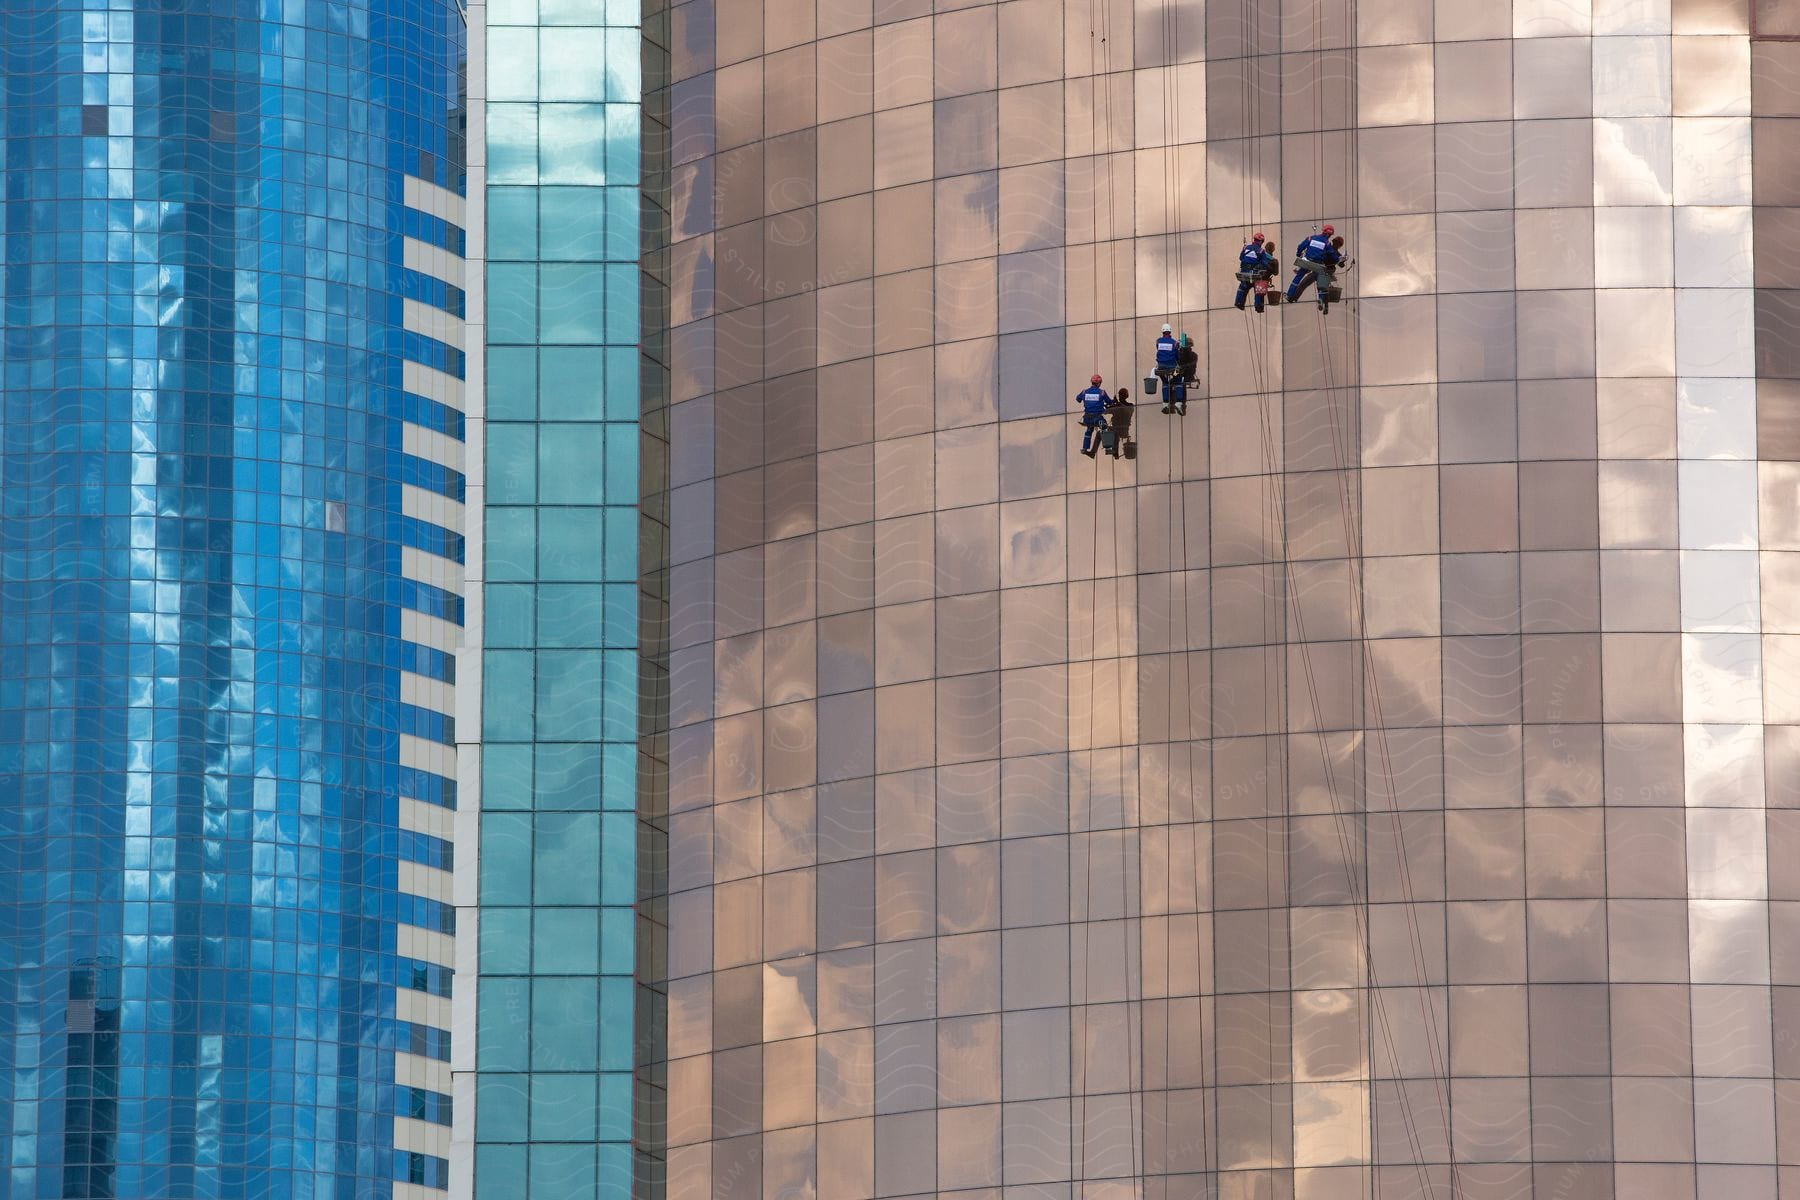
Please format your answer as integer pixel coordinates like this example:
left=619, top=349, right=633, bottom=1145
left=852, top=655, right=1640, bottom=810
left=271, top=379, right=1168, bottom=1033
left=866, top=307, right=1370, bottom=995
left=603, top=104, right=638, bottom=184
left=488, top=347, right=540, bottom=419
left=538, top=584, right=606, bottom=647
left=488, top=103, right=541, bottom=183
left=596, top=978, right=633, bottom=1069
left=604, top=29, right=640, bottom=101
left=596, top=1073, right=632, bottom=1140
left=535, top=649, right=605, bottom=742
left=525, top=1079, right=597, bottom=1144
left=603, top=507, right=635, bottom=579
left=488, top=28, right=540, bottom=100
left=599, top=812, right=634, bottom=905
left=603, top=425, right=637, bottom=504
left=477, top=1145, right=529, bottom=1195
left=603, top=264, right=637, bottom=343
left=528, top=1147, right=598, bottom=1200
left=601, top=743, right=635, bottom=807
left=604, top=348, right=638, bottom=420
left=477, top=1075, right=530, bottom=1142
left=534, top=908, right=600, bottom=975
left=478, top=977, right=532, bottom=1069
left=538, top=508, right=606, bottom=581
left=599, top=909, right=634, bottom=971
left=487, top=424, right=540, bottom=504
left=599, top=649, right=636, bottom=741
left=531, top=979, right=599, bottom=1071
left=479, top=813, right=534, bottom=905
left=532, top=813, right=601, bottom=905
left=540, top=105, right=608, bottom=184
left=536, top=743, right=604, bottom=812
left=540, top=347, right=607, bottom=418
left=540, top=30, right=607, bottom=101
left=489, top=187, right=541, bottom=259
left=480, top=910, right=534, bottom=976
left=483, top=743, right=535, bottom=811
left=486, top=584, right=538, bottom=648
left=540, top=0, right=610, bottom=24
left=540, top=264, right=605, bottom=343
left=483, top=651, right=536, bottom=741
left=539, top=189, right=607, bottom=261
left=601, top=584, right=635, bottom=648
left=604, top=189, right=637, bottom=262
left=486, top=508, right=537, bottom=581
left=538, top=425, right=607, bottom=504
left=596, top=1144, right=631, bottom=1194
left=488, top=263, right=539, bottom=344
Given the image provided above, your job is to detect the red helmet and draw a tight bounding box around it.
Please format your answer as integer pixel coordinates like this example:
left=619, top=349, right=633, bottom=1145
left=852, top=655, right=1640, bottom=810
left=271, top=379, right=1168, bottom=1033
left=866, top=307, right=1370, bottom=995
left=1321, top=224, right=1335, bottom=235
left=1090, top=374, right=1103, bottom=385
left=1251, top=232, right=1265, bottom=242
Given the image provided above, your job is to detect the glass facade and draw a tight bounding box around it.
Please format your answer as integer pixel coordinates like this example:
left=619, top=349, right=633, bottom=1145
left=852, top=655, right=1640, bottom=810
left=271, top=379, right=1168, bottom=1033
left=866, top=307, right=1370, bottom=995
left=0, top=0, right=466, bottom=1195
left=468, top=0, right=648, bottom=1194
left=655, top=0, right=1800, bottom=1198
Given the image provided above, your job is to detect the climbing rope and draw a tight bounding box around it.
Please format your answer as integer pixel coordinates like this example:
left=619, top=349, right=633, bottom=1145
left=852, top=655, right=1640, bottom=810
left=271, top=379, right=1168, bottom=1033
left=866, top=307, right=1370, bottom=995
left=1077, top=0, right=1146, bottom=1191
left=1214, top=0, right=1464, bottom=1189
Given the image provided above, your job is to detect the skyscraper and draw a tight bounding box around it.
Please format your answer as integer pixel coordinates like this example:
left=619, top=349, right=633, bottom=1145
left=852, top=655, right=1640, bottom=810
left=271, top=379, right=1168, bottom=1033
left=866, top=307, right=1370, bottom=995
left=0, top=0, right=470, bottom=1194
left=461, top=0, right=657, bottom=1197
left=652, top=0, right=1800, bottom=1198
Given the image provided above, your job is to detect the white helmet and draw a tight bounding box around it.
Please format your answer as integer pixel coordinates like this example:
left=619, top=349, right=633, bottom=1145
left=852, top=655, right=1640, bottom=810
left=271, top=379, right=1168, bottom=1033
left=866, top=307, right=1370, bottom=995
left=1161, top=323, right=1172, bottom=334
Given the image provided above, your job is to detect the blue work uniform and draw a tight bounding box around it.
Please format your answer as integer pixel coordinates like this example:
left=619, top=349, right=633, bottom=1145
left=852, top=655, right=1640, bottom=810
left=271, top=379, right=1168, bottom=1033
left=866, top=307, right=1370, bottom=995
left=1286, top=233, right=1343, bottom=301
left=1076, top=385, right=1112, bottom=452
left=1154, top=334, right=1179, bottom=371
left=1234, top=243, right=1278, bottom=311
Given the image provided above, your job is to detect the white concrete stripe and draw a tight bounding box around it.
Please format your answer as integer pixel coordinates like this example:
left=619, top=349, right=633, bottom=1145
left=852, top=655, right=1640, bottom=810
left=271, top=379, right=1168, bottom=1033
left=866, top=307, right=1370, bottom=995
left=404, top=297, right=468, bottom=350
left=405, top=175, right=468, bottom=226
left=405, top=237, right=467, bottom=289
left=398, top=925, right=456, bottom=968
left=397, top=1050, right=454, bottom=1095
left=403, top=671, right=458, bottom=717
left=400, top=861, right=454, bottom=905
left=401, top=732, right=458, bottom=778
left=403, top=546, right=465, bottom=597
left=404, top=360, right=465, bottom=408
left=394, top=1116, right=452, bottom=1160
left=401, top=796, right=456, bottom=842
left=403, top=611, right=463, bottom=653
left=404, top=425, right=466, bottom=470
left=403, top=483, right=467, bottom=533
left=398, top=989, right=452, bottom=1031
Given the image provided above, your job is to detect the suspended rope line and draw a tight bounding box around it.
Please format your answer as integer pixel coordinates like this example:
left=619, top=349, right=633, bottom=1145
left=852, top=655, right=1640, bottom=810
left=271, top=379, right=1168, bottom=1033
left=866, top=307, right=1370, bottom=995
left=1293, top=0, right=1465, bottom=1177
left=1241, top=307, right=1442, bottom=1200
left=1317, top=315, right=1463, bottom=1199
left=1153, top=0, right=1204, bottom=1174
left=1076, top=3, right=1101, bottom=1189
left=1078, top=2, right=1146, bottom=1190
left=1291, top=0, right=1466, bottom=1187
left=1097, top=0, right=1146, bottom=1185
left=1154, top=0, right=1186, bottom=1184
left=1232, top=0, right=1446, bottom=1190
left=1172, top=346, right=1212, bottom=1186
